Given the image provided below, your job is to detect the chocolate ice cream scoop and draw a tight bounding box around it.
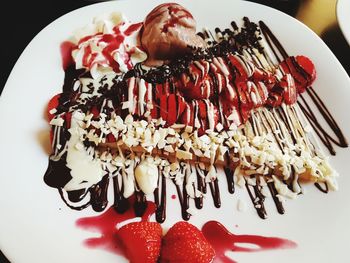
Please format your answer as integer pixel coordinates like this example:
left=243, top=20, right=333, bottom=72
left=141, top=3, right=206, bottom=66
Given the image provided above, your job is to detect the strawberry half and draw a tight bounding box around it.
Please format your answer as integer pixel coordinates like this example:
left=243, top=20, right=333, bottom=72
left=161, top=221, right=215, bottom=263
left=279, top=55, right=316, bottom=93
left=295, top=55, right=316, bottom=84
left=118, top=221, right=162, bottom=263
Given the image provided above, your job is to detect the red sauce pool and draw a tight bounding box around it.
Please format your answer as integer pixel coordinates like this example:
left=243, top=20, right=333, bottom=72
left=76, top=201, right=155, bottom=255
left=202, top=221, right=297, bottom=263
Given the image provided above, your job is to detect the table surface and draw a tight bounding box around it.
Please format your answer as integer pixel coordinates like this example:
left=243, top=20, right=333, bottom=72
left=0, top=0, right=349, bottom=262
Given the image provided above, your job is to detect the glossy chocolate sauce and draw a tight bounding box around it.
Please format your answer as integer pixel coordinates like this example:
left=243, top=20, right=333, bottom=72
left=173, top=176, right=191, bottom=221
left=267, top=179, right=285, bottom=214
left=259, top=20, right=348, bottom=155
left=44, top=16, right=348, bottom=223
left=224, top=167, right=235, bottom=194
left=209, top=179, right=221, bottom=208
left=154, top=169, right=167, bottom=223
left=112, top=172, right=130, bottom=214
left=245, top=176, right=267, bottom=219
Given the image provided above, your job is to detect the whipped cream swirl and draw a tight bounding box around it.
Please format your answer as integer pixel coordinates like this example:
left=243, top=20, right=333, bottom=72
left=71, top=12, right=147, bottom=79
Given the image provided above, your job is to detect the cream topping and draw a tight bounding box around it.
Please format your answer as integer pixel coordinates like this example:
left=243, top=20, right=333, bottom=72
left=71, top=12, right=147, bottom=78
left=134, top=157, right=159, bottom=195
left=64, top=111, right=104, bottom=191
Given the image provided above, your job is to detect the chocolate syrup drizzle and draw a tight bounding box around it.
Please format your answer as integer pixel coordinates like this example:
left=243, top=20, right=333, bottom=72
left=259, top=20, right=348, bottom=155
left=154, top=168, right=167, bottom=223
left=44, top=17, right=348, bottom=223
left=245, top=176, right=267, bottom=219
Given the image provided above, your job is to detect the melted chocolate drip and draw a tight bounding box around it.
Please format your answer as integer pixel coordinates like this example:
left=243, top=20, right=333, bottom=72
left=314, top=182, right=329, bottom=194
left=173, top=178, right=191, bottom=221
left=224, top=167, right=235, bottom=194
left=259, top=21, right=348, bottom=155
left=58, top=188, right=91, bottom=211
left=112, top=174, right=130, bottom=214
left=89, top=174, right=109, bottom=212
left=194, top=165, right=205, bottom=209
left=267, top=179, right=285, bottom=214
left=298, top=89, right=348, bottom=155
left=62, top=65, right=86, bottom=93
left=134, top=191, right=148, bottom=217
left=154, top=169, right=167, bottom=223
left=67, top=189, right=89, bottom=203
left=245, top=177, right=267, bottom=219
left=44, top=154, right=72, bottom=188
left=44, top=17, right=349, bottom=222
left=209, top=179, right=221, bottom=208
left=258, top=21, right=288, bottom=62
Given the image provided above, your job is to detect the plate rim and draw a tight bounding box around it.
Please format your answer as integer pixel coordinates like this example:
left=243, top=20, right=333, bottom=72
left=1, top=1, right=350, bottom=263
left=336, top=0, right=350, bottom=45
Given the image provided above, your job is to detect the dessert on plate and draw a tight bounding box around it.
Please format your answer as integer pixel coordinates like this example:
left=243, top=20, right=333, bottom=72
left=43, top=2, right=348, bottom=262
left=43, top=3, right=347, bottom=261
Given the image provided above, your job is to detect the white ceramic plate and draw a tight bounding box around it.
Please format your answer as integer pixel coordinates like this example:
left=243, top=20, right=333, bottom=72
left=337, top=0, right=350, bottom=45
left=1, top=0, right=350, bottom=262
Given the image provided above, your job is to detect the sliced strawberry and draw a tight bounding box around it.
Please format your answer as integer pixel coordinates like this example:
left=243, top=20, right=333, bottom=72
left=155, top=84, right=163, bottom=100
left=162, top=81, right=170, bottom=96
left=150, top=98, right=160, bottom=120
left=159, top=95, right=168, bottom=122
left=215, top=72, right=227, bottom=94
left=200, top=100, right=219, bottom=133
left=227, top=54, right=251, bottom=81
left=177, top=94, right=188, bottom=120
left=236, top=82, right=254, bottom=111
left=266, top=85, right=284, bottom=108
left=280, top=74, right=297, bottom=105
left=279, top=56, right=315, bottom=93
left=252, top=67, right=276, bottom=90
left=166, top=94, right=178, bottom=125
left=106, top=133, right=117, bottom=143
left=222, top=79, right=238, bottom=106
left=247, top=83, right=261, bottom=108
left=221, top=97, right=242, bottom=127
left=178, top=61, right=212, bottom=100
left=240, top=105, right=252, bottom=123
left=252, top=67, right=267, bottom=81
left=254, top=81, right=269, bottom=106
left=90, top=106, right=100, bottom=118
left=179, top=100, right=219, bottom=135
left=285, top=58, right=308, bottom=92
left=47, top=93, right=61, bottom=121
left=161, top=221, right=215, bottom=263
left=197, top=100, right=208, bottom=135
left=295, top=55, right=316, bottom=84
left=180, top=104, right=193, bottom=127
left=118, top=221, right=162, bottom=263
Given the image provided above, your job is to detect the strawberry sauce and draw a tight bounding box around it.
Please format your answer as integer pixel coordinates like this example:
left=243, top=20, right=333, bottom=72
left=76, top=200, right=156, bottom=255
left=202, top=221, right=297, bottom=263
left=60, top=41, right=76, bottom=70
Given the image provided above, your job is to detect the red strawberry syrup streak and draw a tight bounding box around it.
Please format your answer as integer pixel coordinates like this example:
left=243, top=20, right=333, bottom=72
left=202, top=221, right=297, bottom=263
left=77, top=205, right=296, bottom=263
left=76, top=201, right=156, bottom=256
left=60, top=22, right=142, bottom=74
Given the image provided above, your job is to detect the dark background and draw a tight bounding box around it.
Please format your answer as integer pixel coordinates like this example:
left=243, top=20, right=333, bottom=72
left=0, top=0, right=349, bottom=262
